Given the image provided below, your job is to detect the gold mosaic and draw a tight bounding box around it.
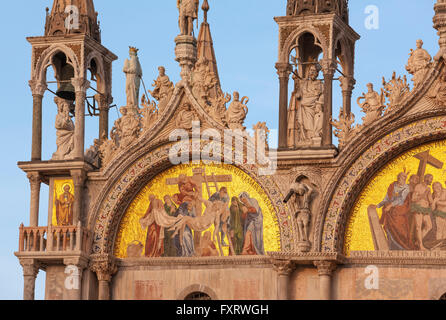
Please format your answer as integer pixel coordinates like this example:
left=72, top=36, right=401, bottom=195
left=344, top=140, right=446, bottom=256
left=114, top=162, right=281, bottom=258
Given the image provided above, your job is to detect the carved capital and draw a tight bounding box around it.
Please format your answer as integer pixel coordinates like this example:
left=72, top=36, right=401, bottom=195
left=71, top=78, right=90, bottom=94
left=95, top=94, right=113, bottom=111
left=27, top=172, right=42, bottom=188
left=314, top=260, right=337, bottom=277
left=339, top=76, right=356, bottom=92
left=320, top=59, right=337, bottom=79
left=20, top=259, right=40, bottom=277
left=70, top=170, right=87, bottom=187
left=272, top=260, right=295, bottom=276
left=275, top=63, right=292, bottom=79
left=89, top=254, right=118, bottom=282
left=29, top=80, right=47, bottom=97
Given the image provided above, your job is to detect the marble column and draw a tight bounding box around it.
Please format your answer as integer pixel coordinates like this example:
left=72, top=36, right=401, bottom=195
left=20, top=259, right=40, bottom=301
left=272, top=260, right=294, bottom=300
left=90, top=255, right=117, bottom=300
left=340, top=76, right=356, bottom=116
left=71, top=169, right=86, bottom=225
left=29, top=81, right=47, bottom=161
left=63, top=258, right=88, bottom=300
left=314, top=260, right=337, bottom=300
left=321, top=60, right=337, bottom=147
left=27, top=172, right=42, bottom=227
left=95, top=94, right=112, bottom=141
left=72, top=78, right=90, bottom=160
left=275, top=63, right=292, bottom=150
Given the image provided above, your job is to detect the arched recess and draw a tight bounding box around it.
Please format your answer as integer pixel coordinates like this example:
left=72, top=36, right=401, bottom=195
left=34, top=44, right=81, bottom=85
left=86, top=52, right=106, bottom=95
left=316, top=116, right=446, bottom=253
left=177, top=284, right=218, bottom=300
left=88, top=142, right=293, bottom=256
left=280, top=26, right=329, bottom=65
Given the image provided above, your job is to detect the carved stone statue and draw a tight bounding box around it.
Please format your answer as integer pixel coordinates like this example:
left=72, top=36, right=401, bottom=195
left=112, top=106, right=141, bottom=149
left=225, top=92, right=249, bottom=130
left=284, top=176, right=317, bottom=248
left=52, top=97, right=75, bottom=160
left=295, top=64, right=324, bottom=146
left=177, top=0, right=199, bottom=36
left=192, top=58, right=219, bottom=105
left=406, top=39, right=432, bottom=87
left=149, top=66, right=174, bottom=114
left=176, top=102, right=199, bottom=130
left=357, top=83, right=385, bottom=126
left=123, top=47, right=143, bottom=111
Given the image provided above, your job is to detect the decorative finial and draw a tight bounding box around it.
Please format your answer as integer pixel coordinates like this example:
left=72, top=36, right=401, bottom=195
left=202, top=0, right=210, bottom=23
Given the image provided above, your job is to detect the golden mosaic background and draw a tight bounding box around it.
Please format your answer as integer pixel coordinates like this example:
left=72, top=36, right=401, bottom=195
left=114, top=163, right=281, bottom=258
left=52, top=178, right=74, bottom=226
left=344, top=140, right=446, bottom=256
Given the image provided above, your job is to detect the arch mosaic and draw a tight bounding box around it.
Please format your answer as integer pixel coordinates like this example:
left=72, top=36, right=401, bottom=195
left=89, top=143, right=293, bottom=256
left=318, top=115, right=446, bottom=253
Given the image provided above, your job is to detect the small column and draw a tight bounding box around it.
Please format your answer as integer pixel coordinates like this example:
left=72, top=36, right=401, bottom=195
left=340, top=76, right=356, bottom=115
left=72, top=78, right=90, bottom=160
left=20, top=259, right=40, bottom=300
left=90, top=255, right=117, bottom=300
left=28, top=80, right=47, bottom=161
left=70, top=169, right=86, bottom=226
left=175, top=35, right=197, bottom=82
left=320, top=59, right=337, bottom=147
left=275, top=63, right=292, bottom=150
left=63, top=257, right=88, bottom=300
left=95, top=94, right=112, bottom=141
left=272, top=260, right=294, bottom=300
left=314, top=260, right=337, bottom=300
left=27, top=172, right=42, bottom=227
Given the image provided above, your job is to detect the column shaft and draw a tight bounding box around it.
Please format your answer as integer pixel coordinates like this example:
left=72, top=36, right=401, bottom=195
left=27, top=173, right=41, bottom=227
left=276, top=63, right=291, bottom=150
left=31, top=95, right=43, bottom=161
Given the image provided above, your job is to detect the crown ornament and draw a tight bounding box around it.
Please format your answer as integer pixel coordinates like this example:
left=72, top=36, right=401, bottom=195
left=129, top=46, right=139, bottom=54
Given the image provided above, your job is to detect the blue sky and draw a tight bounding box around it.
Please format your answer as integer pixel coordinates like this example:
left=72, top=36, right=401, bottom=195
left=0, top=0, right=438, bottom=300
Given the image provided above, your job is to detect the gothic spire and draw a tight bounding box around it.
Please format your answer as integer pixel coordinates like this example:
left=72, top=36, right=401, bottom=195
left=45, top=0, right=101, bottom=42
left=196, top=0, right=220, bottom=86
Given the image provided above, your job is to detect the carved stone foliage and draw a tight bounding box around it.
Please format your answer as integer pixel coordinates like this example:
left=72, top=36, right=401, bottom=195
left=314, top=260, right=337, bottom=276
left=89, top=254, right=118, bottom=282
left=382, top=72, right=410, bottom=114
left=331, top=107, right=359, bottom=150
left=427, top=71, right=446, bottom=107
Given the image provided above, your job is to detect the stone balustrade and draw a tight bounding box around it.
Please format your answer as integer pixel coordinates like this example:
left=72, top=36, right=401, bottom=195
left=18, top=222, right=90, bottom=254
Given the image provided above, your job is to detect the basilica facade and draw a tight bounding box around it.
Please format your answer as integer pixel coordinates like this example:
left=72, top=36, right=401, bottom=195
left=15, top=0, right=446, bottom=300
